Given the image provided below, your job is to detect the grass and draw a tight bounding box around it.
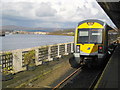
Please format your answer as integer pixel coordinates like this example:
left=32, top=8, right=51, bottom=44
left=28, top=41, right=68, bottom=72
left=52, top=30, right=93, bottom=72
left=2, top=54, right=71, bottom=88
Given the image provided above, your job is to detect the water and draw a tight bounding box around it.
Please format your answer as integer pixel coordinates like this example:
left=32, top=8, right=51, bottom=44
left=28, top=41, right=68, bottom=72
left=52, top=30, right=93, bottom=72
left=0, top=34, right=74, bottom=51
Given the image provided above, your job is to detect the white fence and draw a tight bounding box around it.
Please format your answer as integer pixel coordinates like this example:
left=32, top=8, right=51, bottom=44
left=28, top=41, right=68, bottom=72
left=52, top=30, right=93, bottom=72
left=0, top=42, right=74, bottom=73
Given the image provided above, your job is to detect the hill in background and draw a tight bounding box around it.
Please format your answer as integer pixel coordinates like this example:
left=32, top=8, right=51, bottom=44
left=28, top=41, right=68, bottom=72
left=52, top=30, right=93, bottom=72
left=0, top=25, right=75, bottom=36
left=0, top=25, right=73, bottom=32
left=48, top=28, right=75, bottom=36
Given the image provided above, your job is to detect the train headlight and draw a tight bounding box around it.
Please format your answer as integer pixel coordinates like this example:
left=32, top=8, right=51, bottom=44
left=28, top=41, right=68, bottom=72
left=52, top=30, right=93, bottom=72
left=98, top=45, right=103, bottom=53
left=76, top=45, right=80, bottom=53
left=87, top=22, right=94, bottom=26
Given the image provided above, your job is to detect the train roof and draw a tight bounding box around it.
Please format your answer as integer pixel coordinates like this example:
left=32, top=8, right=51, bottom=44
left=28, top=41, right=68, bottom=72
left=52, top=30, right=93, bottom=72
left=78, top=19, right=105, bottom=26
left=77, top=19, right=115, bottom=31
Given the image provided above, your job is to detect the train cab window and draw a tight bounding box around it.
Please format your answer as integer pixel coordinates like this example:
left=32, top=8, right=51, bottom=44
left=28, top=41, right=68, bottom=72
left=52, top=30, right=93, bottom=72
left=79, top=31, right=89, bottom=36
left=77, top=29, right=102, bottom=44
left=78, top=30, right=89, bottom=43
left=90, top=29, right=102, bottom=43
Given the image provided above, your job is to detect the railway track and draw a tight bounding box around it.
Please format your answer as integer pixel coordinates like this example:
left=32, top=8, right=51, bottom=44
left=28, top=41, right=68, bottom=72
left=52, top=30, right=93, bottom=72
left=52, top=45, right=116, bottom=89
left=52, top=66, right=101, bottom=89
left=52, top=67, right=82, bottom=89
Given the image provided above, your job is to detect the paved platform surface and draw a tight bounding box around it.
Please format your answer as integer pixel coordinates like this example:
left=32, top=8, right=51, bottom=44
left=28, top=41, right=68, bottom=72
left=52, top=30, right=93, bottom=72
left=95, top=44, right=119, bottom=88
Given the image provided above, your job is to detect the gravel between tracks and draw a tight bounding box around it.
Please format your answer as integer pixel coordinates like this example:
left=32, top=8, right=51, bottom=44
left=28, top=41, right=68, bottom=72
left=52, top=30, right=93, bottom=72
left=25, top=56, right=73, bottom=88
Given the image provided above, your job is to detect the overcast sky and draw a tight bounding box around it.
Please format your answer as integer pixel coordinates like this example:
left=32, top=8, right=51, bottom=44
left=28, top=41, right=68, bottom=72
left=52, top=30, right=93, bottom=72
left=1, top=0, right=116, bottom=28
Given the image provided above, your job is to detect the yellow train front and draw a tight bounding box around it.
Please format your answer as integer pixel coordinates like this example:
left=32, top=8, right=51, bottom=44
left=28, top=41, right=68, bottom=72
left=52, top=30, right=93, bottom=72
left=69, top=19, right=118, bottom=68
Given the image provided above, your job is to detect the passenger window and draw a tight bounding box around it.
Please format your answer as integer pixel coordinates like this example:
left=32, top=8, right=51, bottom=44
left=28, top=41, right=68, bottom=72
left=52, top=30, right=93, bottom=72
left=92, top=33, right=101, bottom=35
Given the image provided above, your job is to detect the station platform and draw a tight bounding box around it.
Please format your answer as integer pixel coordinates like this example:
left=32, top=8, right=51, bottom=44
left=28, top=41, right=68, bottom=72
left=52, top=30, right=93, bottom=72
left=95, top=44, right=119, bottom=88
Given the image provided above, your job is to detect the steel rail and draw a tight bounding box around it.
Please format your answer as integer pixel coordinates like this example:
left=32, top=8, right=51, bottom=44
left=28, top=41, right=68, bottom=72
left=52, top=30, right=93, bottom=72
left=52, top=67, right=81, bottom=90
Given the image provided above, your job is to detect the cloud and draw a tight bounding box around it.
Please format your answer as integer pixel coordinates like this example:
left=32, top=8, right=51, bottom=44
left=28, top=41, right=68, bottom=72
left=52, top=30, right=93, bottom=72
left=35, top=2, right=57, bottom=17
left=1, top=0, right=116, bottom=28
left=2, top=2, right=36, bottom=20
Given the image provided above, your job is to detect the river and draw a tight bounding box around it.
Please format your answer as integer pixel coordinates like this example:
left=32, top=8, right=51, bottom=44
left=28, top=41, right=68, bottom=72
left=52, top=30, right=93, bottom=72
left=0, top=34, right=74, bottom=51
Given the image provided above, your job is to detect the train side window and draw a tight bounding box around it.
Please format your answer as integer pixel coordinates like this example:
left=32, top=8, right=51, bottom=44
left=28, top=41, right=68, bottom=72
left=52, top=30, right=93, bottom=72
left=92, top=33, right=101, bottom=35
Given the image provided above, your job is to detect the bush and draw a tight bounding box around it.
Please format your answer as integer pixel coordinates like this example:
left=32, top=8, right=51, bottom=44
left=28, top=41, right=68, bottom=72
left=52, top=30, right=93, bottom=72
left=24, top=50, right=36, bottom=70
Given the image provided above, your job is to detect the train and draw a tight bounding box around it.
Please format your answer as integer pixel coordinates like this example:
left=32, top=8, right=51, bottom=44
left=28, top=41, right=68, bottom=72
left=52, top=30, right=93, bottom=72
left=69, top=19, right=118, bottom=68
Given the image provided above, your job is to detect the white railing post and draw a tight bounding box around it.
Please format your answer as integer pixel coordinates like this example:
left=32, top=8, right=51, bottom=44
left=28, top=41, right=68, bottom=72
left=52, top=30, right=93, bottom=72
left=57, top=45, right=61, bottom=58
left=48, top=46, right=52, bottom=61
left=71, top=43, right=74, bottom=53
left=13, top=50, right=24, bottom=73
left=35, top=48, right=42, bottom=66
left=65, top=43, right=68, bottom=55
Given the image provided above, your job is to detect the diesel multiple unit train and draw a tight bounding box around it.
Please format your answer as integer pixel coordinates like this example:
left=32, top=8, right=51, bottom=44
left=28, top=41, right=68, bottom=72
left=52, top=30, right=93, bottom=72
left=70, top=19, right=118, bottom=68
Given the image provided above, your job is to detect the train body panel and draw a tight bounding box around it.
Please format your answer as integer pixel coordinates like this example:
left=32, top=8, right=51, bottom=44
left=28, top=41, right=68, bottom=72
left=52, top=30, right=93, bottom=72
left=76, top=44, right=100, bottom=55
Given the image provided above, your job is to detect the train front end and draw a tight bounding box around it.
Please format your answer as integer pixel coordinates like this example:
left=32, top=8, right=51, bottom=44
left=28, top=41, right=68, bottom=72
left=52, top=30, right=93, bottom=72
left=70, top=20, right=106, bottom=68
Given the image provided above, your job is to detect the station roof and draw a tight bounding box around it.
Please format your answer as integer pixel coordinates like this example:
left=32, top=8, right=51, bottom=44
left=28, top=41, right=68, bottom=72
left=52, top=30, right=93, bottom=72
left=98, top=2, right=120, bottom=29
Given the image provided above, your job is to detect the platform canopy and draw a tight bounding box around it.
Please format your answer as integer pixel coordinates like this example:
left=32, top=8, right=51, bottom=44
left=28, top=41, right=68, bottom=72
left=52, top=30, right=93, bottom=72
left=98, top=1, right=120, bottom=29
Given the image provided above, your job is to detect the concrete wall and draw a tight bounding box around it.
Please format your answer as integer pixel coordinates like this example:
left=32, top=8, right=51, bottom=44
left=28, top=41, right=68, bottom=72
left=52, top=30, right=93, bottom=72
left=0, top=42, right=74, bottom=73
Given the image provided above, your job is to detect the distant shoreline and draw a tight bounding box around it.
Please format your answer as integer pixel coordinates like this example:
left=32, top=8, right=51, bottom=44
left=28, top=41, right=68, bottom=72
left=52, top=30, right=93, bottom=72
left=47, top=33, right=74, bottom=36
left=3, top=33, right=74, bottom=36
